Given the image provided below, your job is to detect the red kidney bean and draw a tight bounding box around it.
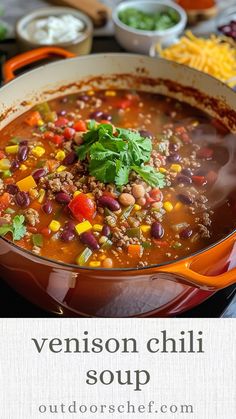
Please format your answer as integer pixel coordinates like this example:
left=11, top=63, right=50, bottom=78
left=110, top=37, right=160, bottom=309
left=197, top=147, right=213, bottom=159
left=89, top=110, right=103, bottom=120
left=139, top=129, right=153, bottom=139
left=98, top=195, right=120, bottom=211
left=179, top=227, right=193, bottom=239
left=55, top=192, right=71, bottom=204
left=78, top=94, right=89, bottom=102
left=177, top=193, right=193, bottom=205
left=181, top=168, right=193, bottom=177
left=101, top=112, right=112, bottom=121
left=151, top=222, right=164, bottom=239
left=59, top=110, right=67, bottom=116
left=63, top=151, right=77, bottom=165
left=15, top=191, right=30, bottom=208
left=64, top=221, right=75, bottom=231
left=80, top=231, right=99, bottom=250
left=42, top=200, right=53, bottom=214
left=169, top=142, right=179, bottom=152
left=176, top=175, right=192, bottom=184
left=60, top=229, right=75, bottom=242
left=167, top=152, right=180, bottom=163
left=6, top=184, right=19, bottom=195
left=11, top=159, right=20, bottom=172
left=32, top=168, right=46, bottom=182
left=18, top=144, right=28, bottom=162
left=102, top=225, right=111, bottom=237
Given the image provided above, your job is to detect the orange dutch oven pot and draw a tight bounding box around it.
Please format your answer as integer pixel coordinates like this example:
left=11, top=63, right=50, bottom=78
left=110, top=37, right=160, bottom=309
left=0, top=47, right=236, bottom=317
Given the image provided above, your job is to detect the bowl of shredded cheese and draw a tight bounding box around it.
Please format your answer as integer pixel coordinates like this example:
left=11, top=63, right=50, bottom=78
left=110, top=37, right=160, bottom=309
left=150, top=31, right=236, bottom=88
left=16, top=7, right=93, bottom=55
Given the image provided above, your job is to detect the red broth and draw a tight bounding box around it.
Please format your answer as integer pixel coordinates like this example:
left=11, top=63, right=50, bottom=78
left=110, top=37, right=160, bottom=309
left=0, top=89, right=235, bottom=268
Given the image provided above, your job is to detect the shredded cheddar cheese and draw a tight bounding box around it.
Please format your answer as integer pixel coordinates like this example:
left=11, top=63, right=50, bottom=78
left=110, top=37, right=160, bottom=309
left=157, top=31, right=236, bottom=86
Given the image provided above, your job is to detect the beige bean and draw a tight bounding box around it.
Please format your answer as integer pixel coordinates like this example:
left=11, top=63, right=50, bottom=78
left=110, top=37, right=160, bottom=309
left=103, top=258, right=113, bottom=268
left=136, top=197, right=146, bottom=206
left=132, top=184, right=145, bottom=199
left=119, top=193, right=135, bottom=206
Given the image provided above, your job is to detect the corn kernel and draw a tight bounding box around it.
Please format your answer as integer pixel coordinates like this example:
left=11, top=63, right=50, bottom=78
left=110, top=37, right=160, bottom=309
left=37, top=119, right=44, bottom=127
left=32, top=146, right=45, bottom=157
left=0, top=158, right=11, bottom=170
left=89, top=261, right=101, bottom=267
left=134, top=204, right=141, bottom=211
left=38, top=189, right=46, bottom=204
left=86, top=193, right=94, bottom=199
left=55, top=150, right=66, bottom=161
left=49, top=220, right=61, bottom=232
left=170, top=164, right=182, bottom=173
left=29, top=188, right=39, bottom=199
left=19, top=164, right=27, bottom=171
left=159, top=167, right=167, bottom=174
left=73, top=190, right=82, bottom=198
left=174, top=202, right=182, bottom=211
left=5, top=145, right=19, bottom=154
left=56, top=165, right=66, bottom=173
left=141, top=225, right=151, bottom=233
left=105, top=90, right=116, bottom=96
left=93, top=224, right=103, bottom=232
left=75, top=220, right=92, bottom=235
left=163, top=201, right=173, bottom=212
left=87, top=90, right=94, bottom=96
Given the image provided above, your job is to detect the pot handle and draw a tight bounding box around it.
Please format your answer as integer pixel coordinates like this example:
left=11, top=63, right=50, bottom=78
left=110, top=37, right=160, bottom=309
left=3, top=47, right=75, bottom=83
left=158, top=235, right=236, bottom=290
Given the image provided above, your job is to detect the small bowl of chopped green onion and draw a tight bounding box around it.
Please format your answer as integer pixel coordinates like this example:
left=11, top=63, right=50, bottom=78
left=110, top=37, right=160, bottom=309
left=113, top=0, right=187, bottom=54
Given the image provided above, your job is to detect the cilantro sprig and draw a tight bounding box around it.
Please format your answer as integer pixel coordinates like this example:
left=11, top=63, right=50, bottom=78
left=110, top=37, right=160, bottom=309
left=0, top=215, right=26, bottom=241
left=76, top=122, right=166, bottom=188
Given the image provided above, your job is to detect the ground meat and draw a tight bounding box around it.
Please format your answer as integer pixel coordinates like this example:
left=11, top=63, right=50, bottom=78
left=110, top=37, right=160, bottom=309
left=0, top=179, right=5, bottom=193
left=70, top=161, right=85, bottom=175
left=45, top=171, right=74, bottom=194
left=24, top=208, right=40, bottom=226
left=202, top=212, right=212, bottom=226
left=32, top=245, right=41, bottom=255
left=198, top=223, right=210, bottom=239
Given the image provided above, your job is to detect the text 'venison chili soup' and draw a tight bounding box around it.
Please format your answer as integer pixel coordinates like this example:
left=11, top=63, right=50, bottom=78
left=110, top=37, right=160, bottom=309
left=0, top=89, right=235, bottom=269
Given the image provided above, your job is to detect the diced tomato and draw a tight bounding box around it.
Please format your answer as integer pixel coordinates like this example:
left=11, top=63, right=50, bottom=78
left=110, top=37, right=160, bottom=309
left=0, top=192, right=11, bottom=211
left=116, top=99, right=132, bottom=109
left=55, top=117, right=69, bottom=127
left=52, top=134, right=64, bottom=145
left=197, top=147, right=213, bottom=159
left=145, top=194, right=155, bottom=205
left=40, top=227, right=51, bottom=237
left=73, top=120, right=87, bottom=132
left=68, top=193, right=96, bottom=221
left=192, top=175, right=207, bottom=186
left=150, top=188, right=163, bottom=202
left=43, top=131, right=54, bottom=141
left=64, top=127, right=75, bottom=140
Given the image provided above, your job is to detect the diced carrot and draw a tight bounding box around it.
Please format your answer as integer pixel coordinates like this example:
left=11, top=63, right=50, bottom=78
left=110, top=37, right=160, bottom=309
left=0, top=192, right=11, bottom=211
left=25, top=111, right=41, bottom=126
left=52, top=135, right=64, bottom=145
left=128, top=244, right=142, bottom=257
left=46, top=159, right=59, bottom=172
left=73, top=120, right=87, bottom=132
left=43, top=131, right=54, bottom=141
